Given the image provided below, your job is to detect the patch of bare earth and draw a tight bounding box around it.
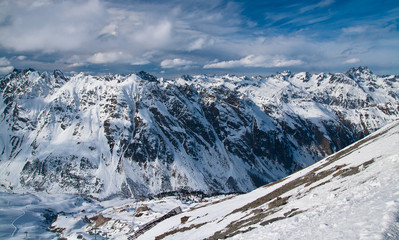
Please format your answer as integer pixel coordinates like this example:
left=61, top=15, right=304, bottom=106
left=155, top=222, right=207, bottom=240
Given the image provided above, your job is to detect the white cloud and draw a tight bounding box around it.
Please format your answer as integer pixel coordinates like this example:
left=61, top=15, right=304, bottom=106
left=273, top=58, right=305, bottom=67
left=0, top=0, right=241, bottom=58
left=63, top=55, right=85, bottom=68
left=130, top=59, right=150, bottom=66
left=0, top=57, right=13, bottom=74
left=86, top=51, right=150, bottom=65
left=128, top=20, right=173, bottom=50
left=343, top=58, right=360, bottom=64
left=317, top=0, right=335, bottom=7
left=98, top=23, right=118, bottom=38
left=204, top=55, right=303, bottom=69
left=0, top=57, right=11, bottom=66
left=188, top=38, right=206, bottom=51
left=0, top=66, right=14, bottom=74
left=16, top=55, right=27, bottom=61
left=300, top=0, right=335, bottom=13
left=87, top=52, right=123, bottom=64
left=69, top=62, right=86, bottom=68
left=342, top=26, right=368, bottom=34
left=0, top=0, right=104, bottom=52
left=161, top=58, right=193, bottom=69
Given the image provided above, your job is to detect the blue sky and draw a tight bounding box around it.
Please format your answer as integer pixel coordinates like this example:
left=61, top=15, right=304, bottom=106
left=0, top=0, right=398, bottom=77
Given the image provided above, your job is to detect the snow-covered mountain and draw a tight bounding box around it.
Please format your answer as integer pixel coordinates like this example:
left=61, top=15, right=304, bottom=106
left=3, top=119, right=396, bottom=239
left=0, top=67, right=398, bottom=198
left=130, top=119, right=399, bottom=240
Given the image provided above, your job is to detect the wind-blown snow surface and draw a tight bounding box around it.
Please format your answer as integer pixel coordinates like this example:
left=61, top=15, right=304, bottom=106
left=0, top=67, right=398, bottom=198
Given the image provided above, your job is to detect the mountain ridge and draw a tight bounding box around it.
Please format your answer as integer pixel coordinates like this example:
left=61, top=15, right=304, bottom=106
left=134, top=120, right=399, bottom=240
left=0, top=67, right=398, bottom=198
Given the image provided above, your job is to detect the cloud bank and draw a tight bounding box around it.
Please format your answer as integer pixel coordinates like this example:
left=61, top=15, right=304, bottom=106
left=161, top=58, right=193, bottom=69
left=0, top=57, right=13, bottom=74
left=204, top=55, right=303, bottom=69
left=0, top=0, right=397, bottom=75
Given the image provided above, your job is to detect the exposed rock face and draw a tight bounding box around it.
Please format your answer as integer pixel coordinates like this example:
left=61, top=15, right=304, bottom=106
left=0, top=67, right=398, bottom=198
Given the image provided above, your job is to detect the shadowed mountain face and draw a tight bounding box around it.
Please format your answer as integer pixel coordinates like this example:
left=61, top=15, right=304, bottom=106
left=0, top=67, right=398, bottom=198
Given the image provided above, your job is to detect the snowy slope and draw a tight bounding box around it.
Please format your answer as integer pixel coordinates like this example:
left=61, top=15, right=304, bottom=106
left=0, top=67, right=398, bottom=198
left=135, top=120, right=399, bottom=240
left=0, top=190, right=107, bottom=239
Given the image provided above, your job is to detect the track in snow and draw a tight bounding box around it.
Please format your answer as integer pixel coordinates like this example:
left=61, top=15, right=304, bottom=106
left=11, top=209, right=25, bottom=237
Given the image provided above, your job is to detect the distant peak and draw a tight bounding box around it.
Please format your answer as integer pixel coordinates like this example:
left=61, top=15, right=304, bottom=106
left=53, top=69, right=65, bottom=79
left=346, top=66, right=372, bottom=75
left=5, top=68, right=36, bottom=79
left=181, top=74, right=193, bottom=81
left=137, top=71, right=157, bottom=82
left=13, top=68, right=36, bottom=74
left=281, top=70, right=292, bottom=76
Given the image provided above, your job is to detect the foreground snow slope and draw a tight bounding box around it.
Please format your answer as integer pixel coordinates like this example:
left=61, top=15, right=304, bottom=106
left=137, top=120, right=399, bottom=240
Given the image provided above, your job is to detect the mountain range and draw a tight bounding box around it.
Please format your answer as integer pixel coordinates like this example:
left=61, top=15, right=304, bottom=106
left=0, top=67, right=398, bottom=198
left=127, top=119, right=399, bottom=240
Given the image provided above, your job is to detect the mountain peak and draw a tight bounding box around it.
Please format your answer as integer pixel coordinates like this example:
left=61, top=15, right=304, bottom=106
left=346, top=66, right=373, bottom=79
left=181, top=74, right=193, bottom=81
left=137, top=71, right=158, bottom=82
